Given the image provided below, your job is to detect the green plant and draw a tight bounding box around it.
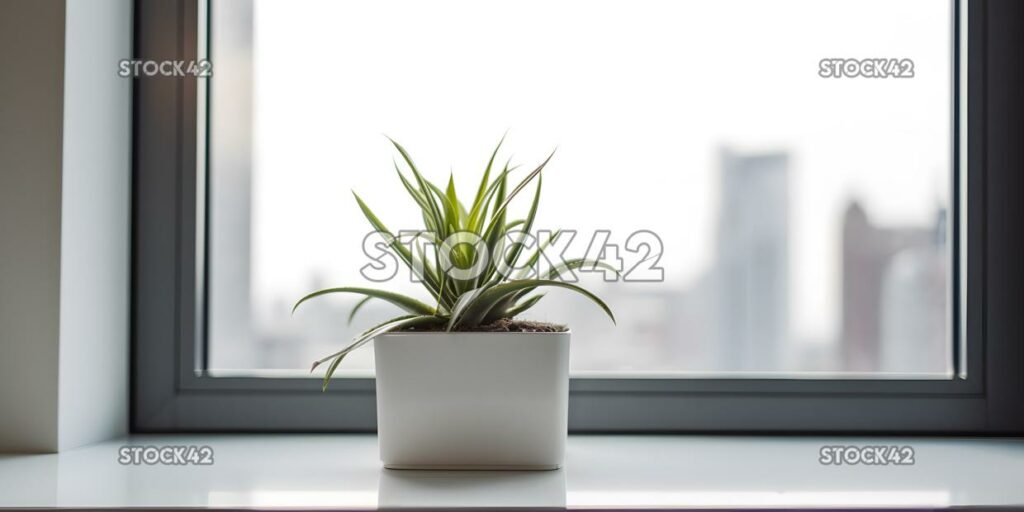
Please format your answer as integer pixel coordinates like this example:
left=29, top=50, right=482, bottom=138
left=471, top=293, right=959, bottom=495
left=293, top=137, right=616, bottom=390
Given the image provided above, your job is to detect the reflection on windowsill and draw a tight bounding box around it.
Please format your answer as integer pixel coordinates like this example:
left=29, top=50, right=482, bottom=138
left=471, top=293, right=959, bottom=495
left=565, top=490, right=950, bottom=509
left=206, top=487, right=950, bottom=510
left=207, top=491, right=378, bottom=509
left=378, top=469, right=566, bottom=509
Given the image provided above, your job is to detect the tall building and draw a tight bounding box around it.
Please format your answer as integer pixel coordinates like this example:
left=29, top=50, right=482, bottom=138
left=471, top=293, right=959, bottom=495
left=878, top=242, right=949, bottom=375
left=839, top=202, right=937, bottom=372
left=714, top=148, right=790, bottom=371
left=879, top=209, right=949, bottom=374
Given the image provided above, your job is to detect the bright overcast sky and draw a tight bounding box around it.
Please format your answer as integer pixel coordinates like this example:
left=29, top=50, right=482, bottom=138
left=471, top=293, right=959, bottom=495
left=241, top=0, right=952, bottom=345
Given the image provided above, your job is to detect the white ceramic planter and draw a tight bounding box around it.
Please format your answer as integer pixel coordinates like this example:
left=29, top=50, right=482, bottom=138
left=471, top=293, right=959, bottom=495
left=373, top=330, right=570, bottom=470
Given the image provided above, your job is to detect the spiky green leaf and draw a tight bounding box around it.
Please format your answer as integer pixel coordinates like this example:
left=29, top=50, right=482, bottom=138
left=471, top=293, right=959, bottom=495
left=313, top=314, right=444, bottom=390
left=347, top=296, right=373, bottom=325
left=456, top=279, right=615, bottom=329
left=293, top=287, right=434, bottom=316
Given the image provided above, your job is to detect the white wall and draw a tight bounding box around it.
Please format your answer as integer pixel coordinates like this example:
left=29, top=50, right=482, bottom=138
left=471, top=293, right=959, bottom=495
left=57, top=0, right=132, bottom=451
left=0, top=0, right=132, bottom=453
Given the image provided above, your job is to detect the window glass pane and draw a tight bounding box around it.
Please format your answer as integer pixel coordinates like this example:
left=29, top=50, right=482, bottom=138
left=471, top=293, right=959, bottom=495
left=208, top=0, right=953, bottom=377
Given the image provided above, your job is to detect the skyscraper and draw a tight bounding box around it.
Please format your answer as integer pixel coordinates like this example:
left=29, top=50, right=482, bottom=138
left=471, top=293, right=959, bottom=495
left=839, top=202, right=937, bottom=372
left=880, top=209, right=948, bottom=375
left=878, top=242, right=949, bottom=375
left=714, top=148, right=790, bottom=371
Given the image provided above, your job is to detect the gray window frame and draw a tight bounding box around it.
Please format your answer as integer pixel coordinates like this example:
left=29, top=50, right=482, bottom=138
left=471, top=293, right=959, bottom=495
left=132, top=0, right=1024, bottom=433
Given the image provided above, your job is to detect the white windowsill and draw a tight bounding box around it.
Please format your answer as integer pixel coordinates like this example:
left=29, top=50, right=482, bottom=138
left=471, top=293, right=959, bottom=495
left=1, top=434, right=1022, bottom=510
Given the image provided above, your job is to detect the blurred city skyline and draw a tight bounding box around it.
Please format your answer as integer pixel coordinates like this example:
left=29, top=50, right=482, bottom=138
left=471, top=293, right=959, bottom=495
left=213, top=144, right=950, bottom=376
left=206, top=0, right=953, bottom=375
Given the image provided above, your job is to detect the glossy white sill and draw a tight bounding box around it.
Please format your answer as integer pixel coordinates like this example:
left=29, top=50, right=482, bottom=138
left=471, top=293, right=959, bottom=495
left=1, top=434, right=1023, bottom=510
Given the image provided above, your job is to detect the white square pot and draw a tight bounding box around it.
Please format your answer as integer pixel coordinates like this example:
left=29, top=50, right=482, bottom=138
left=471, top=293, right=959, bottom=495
left=373, top=330, right=570, bottom=470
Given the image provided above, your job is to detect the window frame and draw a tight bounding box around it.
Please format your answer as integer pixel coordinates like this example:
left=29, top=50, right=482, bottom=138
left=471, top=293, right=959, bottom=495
left=132, top=0, right=1024, bottom=433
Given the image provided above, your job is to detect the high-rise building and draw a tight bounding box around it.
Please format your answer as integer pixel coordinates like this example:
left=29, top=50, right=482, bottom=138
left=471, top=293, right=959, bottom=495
left=839, top=202, right=937, bottom=372
left=878, top=243, right=949, bottom=375
left=714, top=148, right=790, bottom=371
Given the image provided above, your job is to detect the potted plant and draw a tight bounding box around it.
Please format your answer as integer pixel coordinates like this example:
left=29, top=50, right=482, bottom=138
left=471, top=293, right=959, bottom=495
left=294, top=137, right=615, bottom=470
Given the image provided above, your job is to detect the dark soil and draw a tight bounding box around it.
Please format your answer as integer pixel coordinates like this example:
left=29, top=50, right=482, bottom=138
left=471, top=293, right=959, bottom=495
left=401, top=317, right=567, bottom=333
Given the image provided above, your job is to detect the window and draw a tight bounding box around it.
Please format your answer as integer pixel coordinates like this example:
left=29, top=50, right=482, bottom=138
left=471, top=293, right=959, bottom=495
left=209, top=0, right=952, bottom=377
left=133, top=0, right=1024, bottom=433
